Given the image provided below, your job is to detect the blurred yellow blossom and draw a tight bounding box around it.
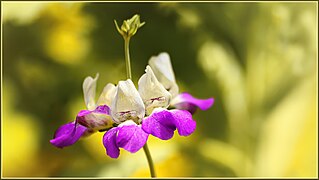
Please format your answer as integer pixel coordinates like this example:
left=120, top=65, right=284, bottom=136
left=40, top=3, right=94, bottom=65
left=2, top=83, right=41, bottom=177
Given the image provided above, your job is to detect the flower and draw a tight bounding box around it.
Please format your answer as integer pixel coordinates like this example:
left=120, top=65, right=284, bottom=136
left=140, top=52, right=214, bottom=140
left=139, top=58, right=214, bottom=140
left=50, top=74, right=115, bottom=148
left=102, top=79, right=149, bottom=158
left=138, top=65, right=197, bottom=140
left=148, top=52, right=214, bottom=114
left=50, top=52, right=214, bottom=159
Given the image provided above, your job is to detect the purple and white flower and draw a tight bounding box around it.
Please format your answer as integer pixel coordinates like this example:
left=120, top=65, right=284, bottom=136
left=50, top=74, right=115, bottom=148
left=140, top=53, right=214, bottom=140
left=138, top=65, right=196, bottom=140
left=50, top=52, right=214, bottom=159
left=148, top=52, right=214, bottom=114
left=102, top=79, right=149, bottom=158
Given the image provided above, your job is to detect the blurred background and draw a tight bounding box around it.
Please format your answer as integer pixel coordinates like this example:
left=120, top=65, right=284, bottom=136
left=2, top=2, right=317, bottom=178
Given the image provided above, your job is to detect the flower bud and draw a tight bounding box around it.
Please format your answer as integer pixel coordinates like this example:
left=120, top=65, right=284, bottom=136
left=114, top=14, right=145, bottom=39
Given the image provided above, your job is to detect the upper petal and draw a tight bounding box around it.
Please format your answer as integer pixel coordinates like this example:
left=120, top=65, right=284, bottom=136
left=171, top=92, right=214, bottom=114
left=102, top=127, right=120, bottom=158
left=148, top=52, right=179, bottom=98
left=83, top=73, right=99, bottom=110
left=50, top=121, right=88, bottom=148
left=97, top=83, right=117, bottom=107
left=116, top=120, right=149, bottom=153
left=110, top=79, right=145, bottom=124
left=138, top=66, right=172, bottom=115
left=76, top=105, right=114, bottom=131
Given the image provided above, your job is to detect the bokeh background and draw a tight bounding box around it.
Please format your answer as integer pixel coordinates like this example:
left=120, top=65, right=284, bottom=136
left=2, top=2, right=318, bottom=178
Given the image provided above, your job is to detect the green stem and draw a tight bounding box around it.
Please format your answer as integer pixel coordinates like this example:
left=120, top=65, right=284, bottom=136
left=123, top=36, right=156, bottom=178
left=143, top=143, right=156, bottom=178
left=124, top=37, right=132, bottom=79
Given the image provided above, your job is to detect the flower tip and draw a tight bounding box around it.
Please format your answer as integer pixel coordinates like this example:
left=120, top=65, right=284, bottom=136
left=106, top=150, right=120, bottom=159
left=145, top=65, right=152, bottom=72
left=203, top=97, right=215, bottom=110
left=50, top=139, right=64, bottom=149
left=114, top=20, right=124, bottom=36
left=139, top=21, right=145, bottom=28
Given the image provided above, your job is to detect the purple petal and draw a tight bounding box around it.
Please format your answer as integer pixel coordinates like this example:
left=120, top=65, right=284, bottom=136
left=172, top=92, right=214, bottom=114
left=142, top=109, right=176, bottom=140
left=169, top=109, right=196, bottom=136
left=142, top=108, right=196, bottom=140
left=77, top=105, right=110, bottom=117
left=95, top=105, right=110, bottom=114
left=50, top=121, right=87, bottom=148
left=116, top=121, right=149, bottom=153
left=76, top=105, right=114, bottom=130
left=102, top=128, right=120, bottom=158
left=77, top=109, right=92, bottom=117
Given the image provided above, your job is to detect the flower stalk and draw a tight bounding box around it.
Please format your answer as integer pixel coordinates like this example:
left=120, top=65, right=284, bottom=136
left=124, top=37, right=132, bottom=79
left=143, top=143, right=156, bottom=178
left=116, top=14, right=156, bottom=178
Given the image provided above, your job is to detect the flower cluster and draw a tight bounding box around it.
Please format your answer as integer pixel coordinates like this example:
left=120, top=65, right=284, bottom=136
left=50, top=52, right=214, bottom=158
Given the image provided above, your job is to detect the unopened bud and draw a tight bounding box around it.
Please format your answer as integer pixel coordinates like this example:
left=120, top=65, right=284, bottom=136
left=114, top=14, right=145, bottom=39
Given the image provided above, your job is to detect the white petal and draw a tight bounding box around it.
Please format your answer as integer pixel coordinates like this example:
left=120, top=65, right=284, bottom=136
left=83, top=73, right=99, bottom=110
left=97, top=83, right=117, bottom=107
left=110, top=79, right=145, bottom=124
left=148, top=52, right=179, bottom=98
left=138, top=66, right=172, bottom=115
